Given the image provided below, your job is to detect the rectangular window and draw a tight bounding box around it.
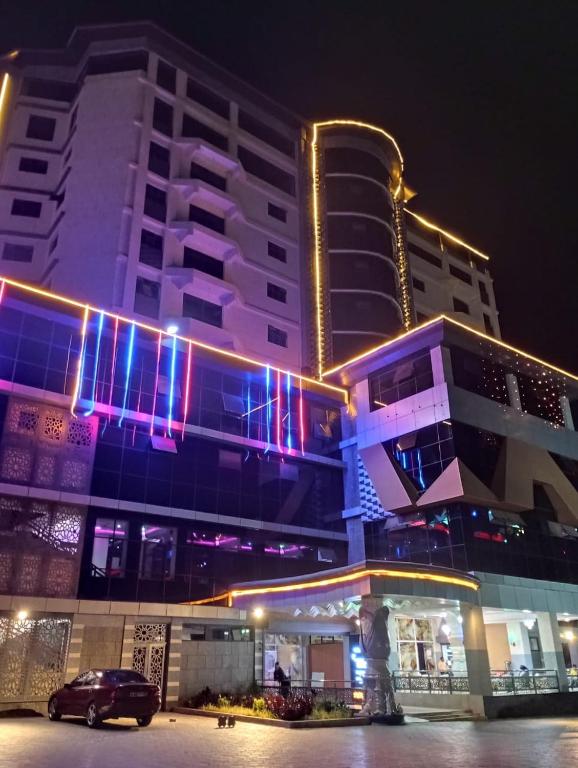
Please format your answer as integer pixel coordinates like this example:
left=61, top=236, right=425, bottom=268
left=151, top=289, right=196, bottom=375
left=268, top=325, right=288, bottom=347
left=134, top=276, right=160, bottom=318
left=153, top=98, right=173, bottom=137
left=139, top=524, right=176, bottom=580
left=268, top=202, right=287, bottom=222
left=85, top=51, right=149, bottom=76
left=186, top=78, right=229, bottom=119
left=449, top=263, right=472, bottom=284
left=26, top=115, right=56, bottom=141
left=139, top=229, right=164, bottom=269
left=479, top=280, right=490, bottom=305
left=19, top=156, right=48, bottom=174
left=148, top=141, right=171, bottom=178
left=267, top=282, right=287, bottom=303
left=412, top=277, right=425, bottom=292
left=182, top=114, right=228, bottom=151
left=91, top=518, right=128, bottom=578
left=144, top=184, right=167, bottom=223
left=11, top=199, right=42, bottom=218
left=268, top=241, right=287, bottom=262
left=238, top=146, right=295, bottom=196
left=483, top=313, right=494, bottom=336
left=410, top=243, right=442, bottom=269
left=453, top=297, right=469, bottom=314
left=238, top=110, right=294, bottom=157
left=2, top=243, right=34, bottom=262
left=156, top=58, right=177, bottom=93
left=183, top=246, right=224, bottom=279
left=183, top=293, right=223, bottom=327
left=369, top=348, right=434, bottom=409
left=189, top=204, right=225, bottom=234
left=190, top=161, right=226, bottom=191
left=22, top=78, right=77, bottom=102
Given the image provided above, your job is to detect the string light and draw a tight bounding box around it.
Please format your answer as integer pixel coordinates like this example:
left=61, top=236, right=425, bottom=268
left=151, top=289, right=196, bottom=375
left=405, top=208, right=490, bottom=262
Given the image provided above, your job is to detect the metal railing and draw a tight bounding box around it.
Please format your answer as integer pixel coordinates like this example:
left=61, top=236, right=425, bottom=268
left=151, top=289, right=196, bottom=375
left=392, top=673, right=470, bottom=694
left=490, top=669, right=560, bottom=695
left=258, top=681, right=363, bottom=706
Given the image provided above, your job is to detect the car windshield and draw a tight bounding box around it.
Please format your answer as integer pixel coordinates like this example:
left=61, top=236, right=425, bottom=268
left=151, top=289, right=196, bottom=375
left=102, top=670, right=148, bottom=685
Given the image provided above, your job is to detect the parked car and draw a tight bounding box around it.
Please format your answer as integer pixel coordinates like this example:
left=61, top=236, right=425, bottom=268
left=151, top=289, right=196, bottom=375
left=48, top=669, right=161, bottom=728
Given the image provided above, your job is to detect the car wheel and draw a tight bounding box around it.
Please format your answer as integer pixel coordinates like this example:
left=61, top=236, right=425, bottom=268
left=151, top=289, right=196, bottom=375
left=48, top=698, right=61, bottom=722
left=86, top=703, right=101, bottom=728
left=136, top=716, right=152, bottom=727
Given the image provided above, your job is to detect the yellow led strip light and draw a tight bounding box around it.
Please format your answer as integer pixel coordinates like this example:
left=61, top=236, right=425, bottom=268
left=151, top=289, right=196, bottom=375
left=405, top=208, right=490, bottom=262
left=311, top=119, right=405, bottom=379
left=0, top=275, right=348, bottom=402
left=321, top=313, right=578, bottom=383
left=188, top=565, right=479, bottom=606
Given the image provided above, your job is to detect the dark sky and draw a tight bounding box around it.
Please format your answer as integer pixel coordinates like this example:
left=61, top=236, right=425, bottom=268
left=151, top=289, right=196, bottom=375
left=2, top=1, right=578, bottom=369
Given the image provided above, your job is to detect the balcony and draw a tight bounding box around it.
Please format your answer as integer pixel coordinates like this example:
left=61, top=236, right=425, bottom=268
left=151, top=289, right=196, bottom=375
left=174, top=137, right=239, bottom=174
left=168, top=219, right=239, bottom=260
left=172, top=178, right=238, bottom=216
left=164, top=266, right=235, bottom=306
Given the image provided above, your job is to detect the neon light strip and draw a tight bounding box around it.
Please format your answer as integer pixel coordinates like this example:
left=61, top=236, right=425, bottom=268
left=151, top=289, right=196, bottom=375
left=167, top=334, right=177, bottom=438
left=299, top=377, right=305, bottom=456
left=0, top=73, right=9, bottom=125
left=0, top=279, right=6, bottom=304
left=314, top=119, right=404, bottom=171
left=0, top=275, right=347, bottom=401
left=182, top=340, right=192, bottom=440
left=276, top=368, right=282, bottom=452
left=118, top=323, right=136, bottom=427
left=405, top=208, right=490, bottom=262
left=70, top=305, right=89, bottom=417
left=246, top=382, right=251, bottom=440
left=286, top=373, right=292, bottom=451
left=265, top=365, right=271, bottom=453
left=84, top=311, right=104, bottom=416
left=150, top=330, right=162, bottom=436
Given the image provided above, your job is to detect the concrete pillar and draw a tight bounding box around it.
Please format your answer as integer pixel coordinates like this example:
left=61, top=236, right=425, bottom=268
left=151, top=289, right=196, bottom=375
left=165, top=620, right=183, bottom=708
left=342, top=635, right=351, bottom=684
left=505, top=373, right=522, bottom=411
left=120, top=615, right=137, bottom=670
left=560, top=396, right=575, bottom=430
left=254, top=627, right=264, bottom=683
left=536, top=611, right=569, bottom=691
left=346, top=517, right=366, bottom=564
left=63, top=615, right=86, bottom=682
left=506, top=621, right=533, bottom=670
left=430, top=345, right=453, bottom=386
left=460, top=602, right=492, bottom=697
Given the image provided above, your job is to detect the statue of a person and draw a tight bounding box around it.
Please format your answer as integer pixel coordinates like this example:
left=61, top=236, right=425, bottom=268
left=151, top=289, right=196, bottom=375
left=358, top=597, right=400, bottom=717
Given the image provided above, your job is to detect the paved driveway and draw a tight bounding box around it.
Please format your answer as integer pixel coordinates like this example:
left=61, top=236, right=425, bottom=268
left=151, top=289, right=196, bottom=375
left=1, top=712, right=578, bottom=768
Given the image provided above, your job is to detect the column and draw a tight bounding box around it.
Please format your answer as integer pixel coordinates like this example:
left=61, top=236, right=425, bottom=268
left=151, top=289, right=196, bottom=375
left=254, top=627, right=264, bottom=684
left=346, top=517, right=366, bottom=564
left=120, top=615, right=136, bottom=670
left=460, top=602, right=492, bottom=697
left=165, top=620, right=183, bottom=708
left=63, top=615, right=85, bottom=682
left=430, top=345, right=453, bottom=386
left=560, top=396, right=575, bottom=430
left=506, top=621, right=533, bottom=670
left=505, top=373, right=522, bottom=411
left=536, top=611, right=569, bottom=692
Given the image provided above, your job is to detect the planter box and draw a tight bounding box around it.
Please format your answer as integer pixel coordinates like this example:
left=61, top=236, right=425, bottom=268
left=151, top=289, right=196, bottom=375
left=173, top=707, right=371, bottom=728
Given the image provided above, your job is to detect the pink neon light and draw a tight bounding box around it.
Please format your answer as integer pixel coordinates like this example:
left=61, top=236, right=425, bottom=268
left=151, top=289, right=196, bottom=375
left=108, top=317, right=119, bottom=418
left=299, top=376, right=305, bottom=455
left=71, top=305, right=89, bottom=417
left=0, top=279, right=6, bottom=304
left=94, top=527, right=126, bottom=536
left=182, top=340, right=192, bottom=440
left=150, top=330, right=163, bottom=436
left=276, top=368, right=282, bottom=452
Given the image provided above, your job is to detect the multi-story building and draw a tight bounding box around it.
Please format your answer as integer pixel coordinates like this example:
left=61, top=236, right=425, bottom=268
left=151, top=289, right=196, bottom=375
left=0, top=23, right=574, bottom=721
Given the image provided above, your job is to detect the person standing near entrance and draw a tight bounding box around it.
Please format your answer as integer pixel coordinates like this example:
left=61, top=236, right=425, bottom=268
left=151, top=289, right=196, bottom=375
left=273, top=661, right=290, bottom=698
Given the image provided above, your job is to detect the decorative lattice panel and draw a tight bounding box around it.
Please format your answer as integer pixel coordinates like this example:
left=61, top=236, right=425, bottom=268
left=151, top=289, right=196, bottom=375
left=1, top=447, right=33, bottom=482
left=134, top=623, right=167, bottom=644
left=358, top=455, right=389, bottom=521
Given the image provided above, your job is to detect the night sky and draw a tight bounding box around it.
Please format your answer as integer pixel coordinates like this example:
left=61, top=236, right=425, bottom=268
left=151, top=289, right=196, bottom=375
left=2, top=1, right=577, bottom=369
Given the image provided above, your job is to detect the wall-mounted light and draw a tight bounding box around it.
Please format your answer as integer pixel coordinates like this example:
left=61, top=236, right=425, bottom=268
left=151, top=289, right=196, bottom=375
left=16, top=610, right=28, bottom=621
left=252, top=607, right=264, bottom=620
left=166, top=324, right=179, bottom=335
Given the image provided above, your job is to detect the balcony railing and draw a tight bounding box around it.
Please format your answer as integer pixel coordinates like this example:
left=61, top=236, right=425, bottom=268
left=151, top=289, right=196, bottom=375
left=490, top=669, right=560, bottom=695
left=393, top=672, right=470, bottom=694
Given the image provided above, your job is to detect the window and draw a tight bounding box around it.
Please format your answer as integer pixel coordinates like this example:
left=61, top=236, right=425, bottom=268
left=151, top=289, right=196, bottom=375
left=189, top=204, right=225, bottom=234
left=85, top=51, right=149, bottom=76
left=139, top=524, right=176, bottom=580
left=153, top=98, right=173, bottom=137
left=11, top=199, right=41, bottom=218
left=26, top=115, right=56, bottom=141
left=103, top=670, right=147, bottom=685
left=183, top=246, right=224, bottom=279
left=190, top=162, right=226, bottom=191
left=268, top=241, right=287, bottom=262
left=453, top=297, right=469, bottom=314
left=144, top=184, right=167, bottom=223
left=238, top=146, right=295, bottom=196
left=449, top=264, right=472, bottom=284
left=2, top=243, right=33, bottom=262
left=139, top=230, right=163, bottom=269
left=22, top=78, right=76, bottom=102
left=186, top=78, right=229, bottom=119
left=410, top=243, right=442, bottom=269
left=412, top=277, right=425, bottom=292
left=156, top=59, right=177, bottom=93
left=91, top=518, right=128, bottom=577
left=134, top=276, right=160, bottom=318
left=268, top=202, right=287, bottom=222
left=19, top=156, right=48, bottom=174
left=148, top=142, right=170, bottom=178
left=268, top=325, right=287, bottom=347
left=479, top=280, right=490, bottom=305
left=183, top=293, right=223, bottom=327
left=181, top=114, right=228, bottom=151
left=369, top=349, right=434, bottom=409
left=267, top=282, right=287, bottom=303
left=238, top=110, right=294, bottom=157
left=483, top=313, right=494, bottom=336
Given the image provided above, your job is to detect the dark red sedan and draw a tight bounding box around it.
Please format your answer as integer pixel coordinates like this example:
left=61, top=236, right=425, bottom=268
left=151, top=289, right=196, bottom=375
left=48, top=669, right=161, bottom=728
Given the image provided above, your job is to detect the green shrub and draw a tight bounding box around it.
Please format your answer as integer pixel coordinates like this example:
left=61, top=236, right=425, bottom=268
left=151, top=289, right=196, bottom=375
left=252, top=697, right=266, bottom=714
